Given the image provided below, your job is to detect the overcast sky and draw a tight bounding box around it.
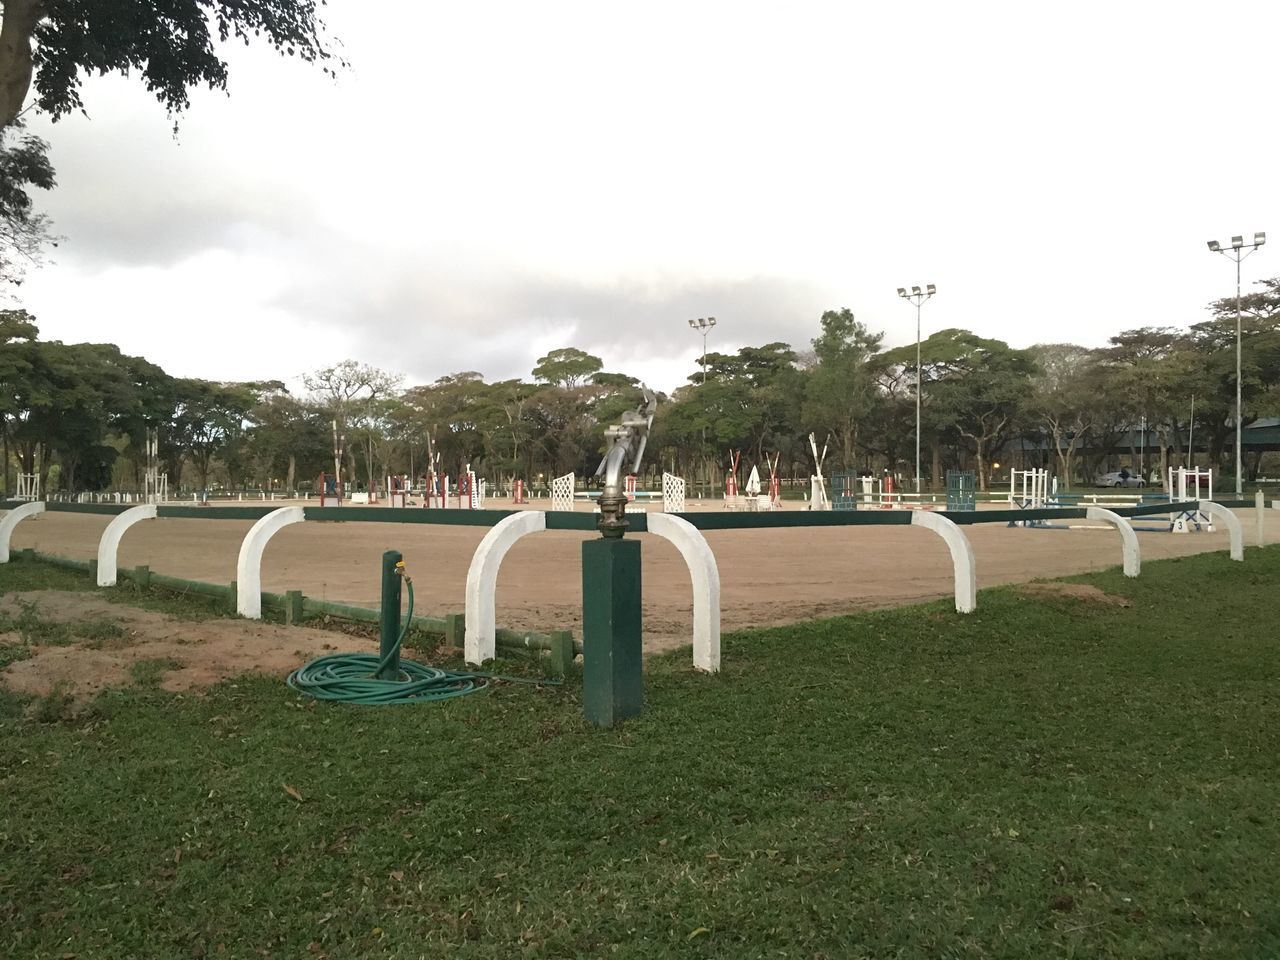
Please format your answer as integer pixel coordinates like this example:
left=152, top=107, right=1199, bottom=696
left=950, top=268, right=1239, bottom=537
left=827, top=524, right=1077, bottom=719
left=15, top=0, right=1280, bottom=394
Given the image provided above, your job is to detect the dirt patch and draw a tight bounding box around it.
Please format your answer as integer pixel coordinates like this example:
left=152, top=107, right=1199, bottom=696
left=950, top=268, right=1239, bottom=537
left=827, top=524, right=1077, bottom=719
left=0, top=591, right=380, bottom=707
left=1016, top=583, right=1133, bottom=607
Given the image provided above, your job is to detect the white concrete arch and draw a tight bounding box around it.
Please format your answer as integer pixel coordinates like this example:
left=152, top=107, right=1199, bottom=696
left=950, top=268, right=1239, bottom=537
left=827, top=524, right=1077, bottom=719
left=1085, top=507, right=1140, bottom=578
left=1200, top=501, right=1244, bottom=561
left=463, top=511, right=723, bottom=672
left=96, top=504, right=157, bottom=586
left=236, top=506, right=305, bottom=618
left=911, top=511, right=977, bottom=613
left=0, top=501, right=45, bottom=563
left=647, top=512, right=722, bottom=673
left=465, top=511, right=548, bottom=665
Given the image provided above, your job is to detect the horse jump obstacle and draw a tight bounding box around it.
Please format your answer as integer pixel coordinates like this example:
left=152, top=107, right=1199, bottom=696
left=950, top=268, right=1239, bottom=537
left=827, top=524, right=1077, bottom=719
left=1167, top=467, right=1214, bottom=532
left=1009, top=468, right=1051, bottom=526
left=318, top=473, right=343, bottom=507
left=450, top=468, right=484, bottom=509
left=551, top=473, right=575, bottom=512
left=765, top=453, right=782, bottom=508
left=142, top=428, right=169, bottom=504
left=831, top=472, right=860, bottom=511
left=724, top=450, right=741, bottom=500
left=946, top=470, right=976, bottom=511
left=808, top=434, right=831, bottom=511
left=422, top=471, right=449, bottom=509
left=386, top=475, right=410, bottom=508
left=662, top=472, right=686, bottom=512
left=15, top=473, right=39, bottom=502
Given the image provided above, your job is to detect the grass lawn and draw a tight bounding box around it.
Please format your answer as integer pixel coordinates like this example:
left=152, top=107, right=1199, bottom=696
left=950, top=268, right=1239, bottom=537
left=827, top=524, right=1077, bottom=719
left=1, top=549, right=1279, bottom=958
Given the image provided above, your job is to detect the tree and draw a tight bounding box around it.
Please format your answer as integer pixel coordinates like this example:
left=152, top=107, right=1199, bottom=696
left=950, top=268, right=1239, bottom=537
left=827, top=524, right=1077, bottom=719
left=1026, top=344, right=1108, bottom=487
left=0, top=306, right=37, bottom=491
left=7, top=339, right=168, bottom=491
left=0, top=0, right=339, bottom=298
left=1187, top=278, right=1280, bottom=479
left=888, top=329, right=1037, bottom=491
left=168, top=379, right=263, bottom=491
left=401, top=372, right=494, bottom=478
left=532, top=348, right=603, bottom=389
left=303, top=360, right=402, bottom=488
left=0, top=125, right=54, bottom=288
left=0, top=0, right=340, bottom=131
left=1099, top=328, right=1197, bottom=479
left=804, top=309, right=883, bottom=471
left=242, top=389, right=328, bottom=492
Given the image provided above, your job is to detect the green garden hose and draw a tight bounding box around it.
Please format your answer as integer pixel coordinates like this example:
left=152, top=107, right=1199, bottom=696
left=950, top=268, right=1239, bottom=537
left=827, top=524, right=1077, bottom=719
left=287, top=578, right=554, bottom=705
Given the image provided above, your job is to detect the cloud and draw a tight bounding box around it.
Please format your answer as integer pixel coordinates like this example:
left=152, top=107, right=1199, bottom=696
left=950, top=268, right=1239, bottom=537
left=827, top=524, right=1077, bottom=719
left=15, top=0, right=1280, bottom=402
left=271, top=253, right=837, bottom=391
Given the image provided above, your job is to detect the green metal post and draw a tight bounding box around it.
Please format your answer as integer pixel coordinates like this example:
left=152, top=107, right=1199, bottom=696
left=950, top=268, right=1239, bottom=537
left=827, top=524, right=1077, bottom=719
left=548, top=629, right=575, bottom=677
left=444, top=612, right=465, bottom=649
left=581, top=538, right=643, bottom=727
left=284, top=590, right=304, bottom=625
left=379, top=550, right=403, bottom=681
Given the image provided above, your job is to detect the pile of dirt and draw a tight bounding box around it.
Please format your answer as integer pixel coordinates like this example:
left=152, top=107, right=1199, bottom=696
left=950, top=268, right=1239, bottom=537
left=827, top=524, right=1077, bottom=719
left=0, top=591, right=384, bottom=706
left=1015, top=583, right=1133, bottom=607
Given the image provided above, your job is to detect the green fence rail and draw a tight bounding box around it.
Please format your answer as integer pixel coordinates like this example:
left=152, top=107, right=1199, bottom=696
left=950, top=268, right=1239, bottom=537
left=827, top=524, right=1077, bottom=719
left=5, top=497, right=1243, bottom=533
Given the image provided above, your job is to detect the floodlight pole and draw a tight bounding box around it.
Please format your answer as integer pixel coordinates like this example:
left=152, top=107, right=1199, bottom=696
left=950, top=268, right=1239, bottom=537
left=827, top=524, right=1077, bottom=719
left=898, top=285, right=935, bottom=493
left=688, top=317, right=717, bottom=497
left=1206, top=234, right=1265, bottom=496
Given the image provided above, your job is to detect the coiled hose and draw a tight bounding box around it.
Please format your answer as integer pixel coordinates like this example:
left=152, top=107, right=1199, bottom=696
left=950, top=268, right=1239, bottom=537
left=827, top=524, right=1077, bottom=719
left=287, top=577, right=554, bottom=705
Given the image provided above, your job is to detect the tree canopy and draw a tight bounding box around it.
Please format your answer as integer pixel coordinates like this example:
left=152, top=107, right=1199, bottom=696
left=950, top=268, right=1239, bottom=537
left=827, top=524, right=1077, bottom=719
left=0, top=0, right=340, bottom=299
left=0, top=124, right=54, bottom=288
left=8, top=279, right=1280, bottom=497
left=0, top=0, right=339, bottom=130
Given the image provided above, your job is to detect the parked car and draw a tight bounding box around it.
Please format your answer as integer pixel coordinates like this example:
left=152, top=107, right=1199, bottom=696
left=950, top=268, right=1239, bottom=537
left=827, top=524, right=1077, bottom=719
left=1095, top=470, right=1145, bottom=488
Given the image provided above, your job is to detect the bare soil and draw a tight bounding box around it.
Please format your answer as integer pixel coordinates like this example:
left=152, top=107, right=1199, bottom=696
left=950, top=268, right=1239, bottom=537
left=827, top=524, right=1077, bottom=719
left=1015, top=582, right=1133, bottom=606
left=0, top=590, right=363, bottom=705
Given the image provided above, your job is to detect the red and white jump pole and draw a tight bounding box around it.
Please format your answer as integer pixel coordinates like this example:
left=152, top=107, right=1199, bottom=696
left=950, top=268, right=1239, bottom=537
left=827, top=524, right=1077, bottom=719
left=725, top=450, right=741, bottom=498
left=880, top=473, right=895, bottom=509
left=767, top=452, right=782, bottom=506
